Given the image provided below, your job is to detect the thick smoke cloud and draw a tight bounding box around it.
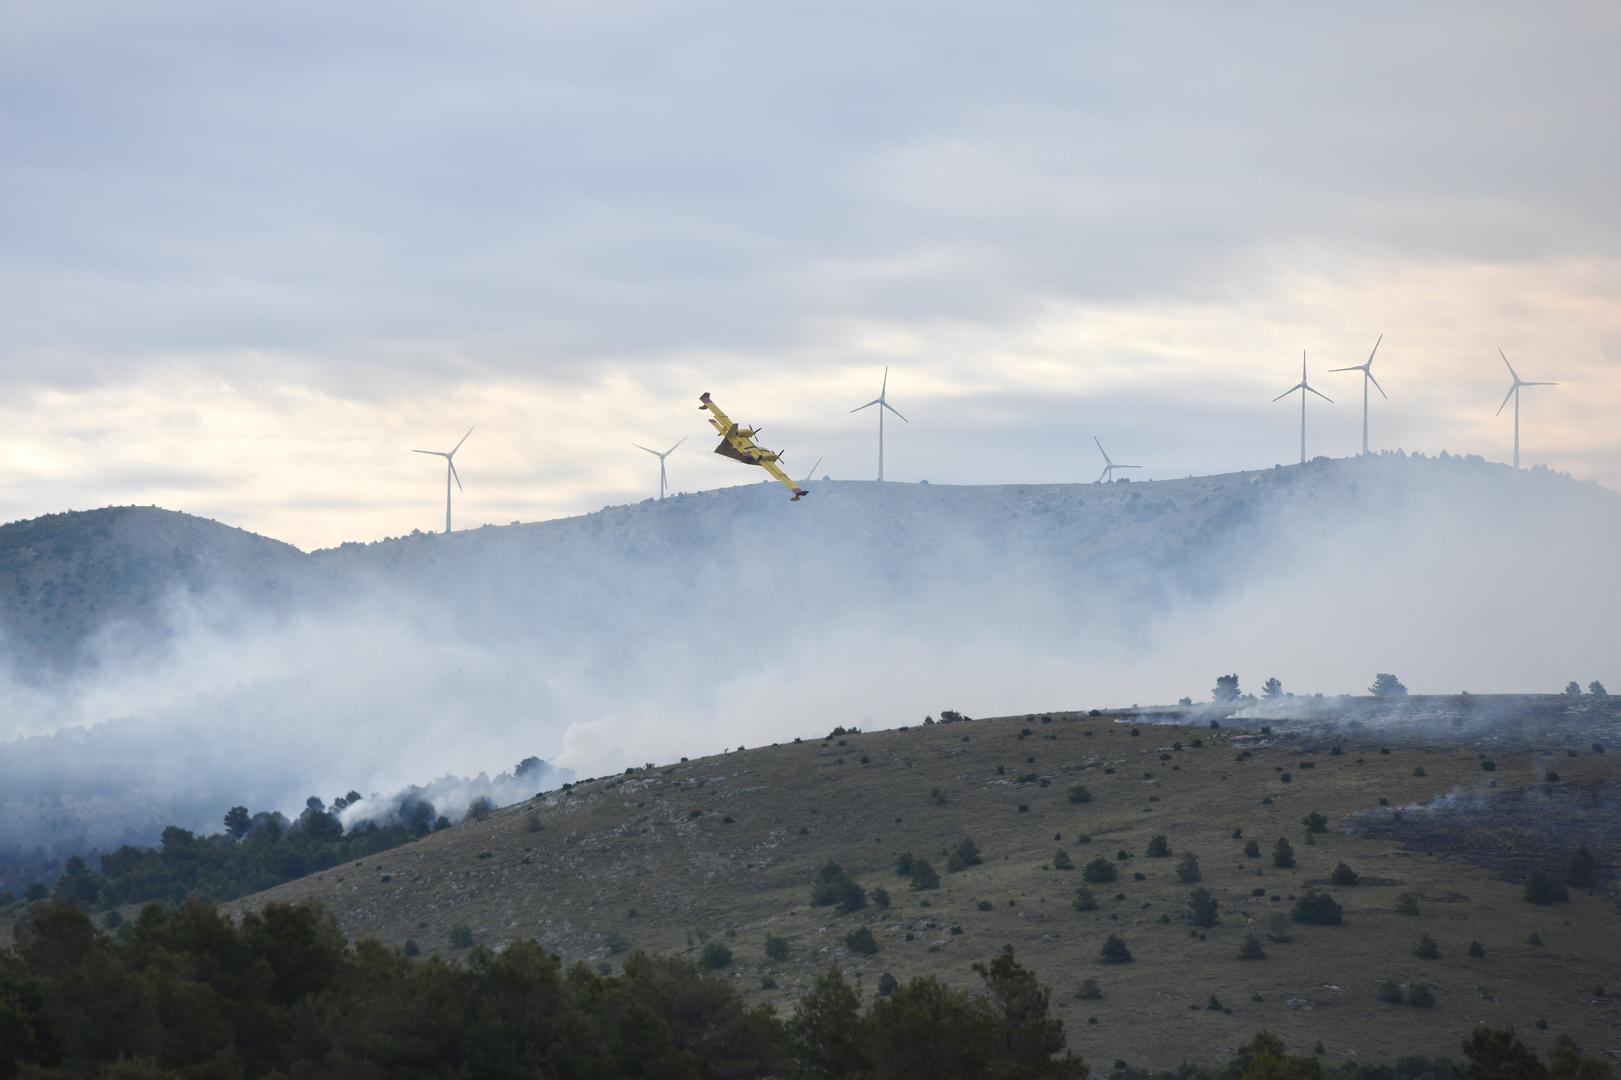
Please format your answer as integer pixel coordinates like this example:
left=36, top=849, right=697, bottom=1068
left=1, top=456, right=1617, bottom=861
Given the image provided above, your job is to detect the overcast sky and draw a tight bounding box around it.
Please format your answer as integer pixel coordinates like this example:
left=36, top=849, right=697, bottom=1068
left=4, top=2, right=1619, bottom=549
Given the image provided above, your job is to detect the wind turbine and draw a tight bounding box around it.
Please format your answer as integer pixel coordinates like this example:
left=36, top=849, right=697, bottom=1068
left=1273, top=352, right=1332, bottom=464
left=1093, top=437, right=1141, bottom=483
left=1495, top=349, right=1557, bottom=469
left=801, top=457, right=822, bottom=484
left=849, top=367, right=907, bottom=481
left=632, top=436, right=686, bottom=500
left=412, top=428, right=472, bottom=534
left=1329, top=334, right=1386, bottom=455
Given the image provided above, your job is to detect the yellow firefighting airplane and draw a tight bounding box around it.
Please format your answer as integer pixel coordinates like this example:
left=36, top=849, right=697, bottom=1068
left=698, top=392, right=809, bottom=500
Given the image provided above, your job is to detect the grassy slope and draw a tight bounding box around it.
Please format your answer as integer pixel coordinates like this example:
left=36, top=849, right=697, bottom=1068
left=231, top=707, right=1621, bottom=1071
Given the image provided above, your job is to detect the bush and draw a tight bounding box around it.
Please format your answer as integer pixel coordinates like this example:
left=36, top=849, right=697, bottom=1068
left=467, top=796, right=495, bottom=822
left=1369, top=673, right=1408, bottom=697
left=894, top=852, right=914, bottom=876
left=524, top=812, right=544, bottom=833
left=1213, top=675, right=1241, bottom=703
left=1413, top=932, right=1440, bottom=959
left=1175, top=853, right=1201, bottom=883
left=1100, top=934, right=1133, bottom=963
left=402, top=939, right=420, bottom=957
left=1067, top=785, right=1093, bottom=804
left=947, top=838, right=983, bottom=872
left=1396, top=892, right=1420, bottom=916
left=764, top=935, right=791, bottom=961
left=811, top=862, right=868, bottom=912
left=1377, top=979, right=1404, bottom=1004
left=909, top=859, right=941, bottom=891
left=1052, top=849, right=1074, bottom=871
left=877, top=972, right=898, bottom=997
left=1291, top=891, right=1343, bottom=926
left=1302, top=812, right=1329, bottom=834
left=871, top=887, right=891, bottom=910
left=1072, top=886, right=1099, bottom=912
left=449, top=925, right=474, bottom=949
left=1238, top=934, right=1265, bottom=960
left=1146, top=835, right=1171, bottom=858
left=1412, top=766, right=1426, bottom=777
left=1468, top=939, right=1485, bottom=958
left=1589, top=681, right=1608, bottom=697
left=1272, top=838, right=1295, bottom=869
left=844, top=927, right=878, bottom=956
left=1187, top=887, right=1219, bottom=928
left=1523, top=870, right=1568, bottom=905
left=1082, top=857, right=1118, bottom=884
left=977, top=900, right=994, bottom=912
left=699, top=942, right=733, bottom=969
left=1567, top=847, right=1597, bottom=889
left=1329, top=862, right=1360, bottom=886
left=1243, top=839, right=1261, bottom=858
left=1406, top=984, right=1436, bottom=1008
left=1077, top=977, right=1103, bottom=1000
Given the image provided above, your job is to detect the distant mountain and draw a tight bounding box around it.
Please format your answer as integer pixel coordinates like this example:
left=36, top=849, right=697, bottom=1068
left=0, top=506, right=322, bottom=675
left=2, top=453, right=1617, bottom=861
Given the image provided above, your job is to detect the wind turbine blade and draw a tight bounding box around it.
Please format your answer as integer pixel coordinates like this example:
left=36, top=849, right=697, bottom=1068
left=882, top=401, right=908, bottom=422
left=665, top=435, right=688, bottom=455
left=1097, top=466, right=1110, bottom=483
left=1327, top=365, right=1363, bottom=373
left=1093, top=435, right=1111, bottom=464
left=632, top=443, right=660, bottom=455
left=1367, top=371, right=1388, bottom=399
left=1521, top=381, right=1558, bottom=387
left=1499, top=349, right=1519, bottom=381
left=449, top=461, right=463, bottom=492
left=1305, top=385, right=1333, bottom=403
left=412, top=449, right=445, bottom=457
left=850, top=399, right=880, bottom=413
left=1495, top=385, right=1516, bottom=416
left=881, top=367, right=888, bottom=396
left=1118, top=464, right=1142, bottom=469
left=802, top=457, right=822, bottom=483
left=451, top=427, right=473, bottom=455
left=1273, top=386, right=1301, bottom=403
left=1366, top=334, right=1382, bottom=367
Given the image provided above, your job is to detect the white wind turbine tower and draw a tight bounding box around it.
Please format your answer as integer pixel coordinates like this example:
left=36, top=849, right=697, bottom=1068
left=1093, top=436, right=1141, bottom=483
left=633, top=436, right=686, bottom=500
left=1329, top=334, right=1386, bottom=455
left=1273, top=352, right=1333, bottom=464
left=1496, top=349, right=1558, bottom=469
left=412, top=427, right=472, bottom=534
left=849, top=367, right=907, bottom=481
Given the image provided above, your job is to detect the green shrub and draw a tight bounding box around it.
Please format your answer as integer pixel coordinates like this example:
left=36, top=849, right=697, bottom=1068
left=1329, top=862, right=1359, bottom=886
left=1272, top=838, right=1295, bottom=869
left=1072, top=886, right=1099, bottom=912
left=1377, top=979, right=1404, bottom=1004
left=1468, top=939, right=1485, bottom=958
left=402, top=939, right=420, bottom=957
left=1396, top=892, right=1420, bottom=915
left=1052, top=849, right=1074, bottom=871
left=844, top=927, right=878, bottom=955
left=1406, top=984, right=1436, bottom=1008
left=1100, top=934, right=1133, bottom=964
left=811, top=862, right=867, bottom=912
left=1291, top=891, right=1343, bottom=926
left=764, top=935, right=790, bottom=961
left=894, top=852, right=914, bottom=876
left=1523, top=870, right=1569, bottom=905
left=1413, top=933, right=1440, bottom=959
left=1175, top=853, right=1201, bottom=884
left=699, top=942, right=733, bottom=969
left=1237, top=934, right=1265, bottom=960
left=977, top=900, right=994, bottom=912
left=1146, top=835, right=1171, bottom=858
left=1068, top=785, right=1093, bottom=804
left=1077, top=977, right=1103, bottom=1000
left=909, top=859, right=941, bottom=891
left=1243, top=839, right=1261, bottom=858
left=1082, top=857, right=1118, bottom=884
left=1302, top=812, right=1329, bottom=834
left=1187, top=887, right=1219, bottom=928
left=877, top=972, right=898, bottom=996
left=871, top=887, right=891, bottom=909
left=947, top=838, right=983, bottom=872
left=449, top=925, right=474, bottom=949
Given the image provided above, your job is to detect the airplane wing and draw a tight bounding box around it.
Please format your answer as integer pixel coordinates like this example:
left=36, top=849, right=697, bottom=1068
left=698, top=391, right=809, bottom=500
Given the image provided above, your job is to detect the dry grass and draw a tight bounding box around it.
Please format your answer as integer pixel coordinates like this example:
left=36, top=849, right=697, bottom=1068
left=231, top=708, right=1621, bottom=1071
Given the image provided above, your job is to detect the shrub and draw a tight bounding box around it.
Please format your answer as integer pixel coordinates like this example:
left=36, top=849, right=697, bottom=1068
left=1243, top=839, right=1261, bottom=858
left=1077, top=977, right=1103, bottom=1000
left=699, top=942, right=733, bottom=969
left=1052, top=849, right=1074, bottom=871
left=467, top=796, right=495, bottom=822
left=1406, top=984, right=1436, bottom=1008
left=1523, top=870, right=1568, bottom=905
left=894, top=852, right=914, bottom=876
left=1396, top=893, right=1420, bottom=916
left=524, top=812, right=544, bottom=833
left=877, top=972, right=898, bottom=996
left=909, top=859, right=941, bottom=891
left=604, top=931, right=629, bottom=955
left=1413, top=766, right=1426, bottom=777
left=947, top=838, right=983, bottom=872
left=1377, top=979, right=1404, bottom=1004
left=402, top=938, right=420, bottom=957
left=1263, top=677, right=1283, bottom=699
left=1589, top=681, right=1608, bottom=697
left=1330, top=862, right=1360, bottom=886
left=1413, top=932, right=1440, bottom=959
left=844, top=927, right=878, bottom=955
left=871, top=887, right=891, bottom=910
left=1175, top=853, right=1201, bottom=884
left=764, top=935, right=790, bottom=961
left=1302, top=812, right=1329, bottom=834
left=1073, top=886, right=1099, bottom=912
left=1187, top=887, right=1219, bottom=928
left=449, top=925, right=474, bottom=949
left=1100, top=934, right=1133, bottom=963
left=1213, top=674, right=1241, bottom=703
left=1272, top=838, right=1295, bottom=869
left=1567, top=847, right=1597, bottom=889
left=1481, top=759, right=1497, bottom=772
left=1068, top=785, right=1093, bottom=804
left=976, top=900, right=994, bottom=912
left=1369, top=673, right=1408, bottom=697
left=1238, top=934, right=1265, bottom=960
left=811, top=862, right=867, bottom=912
left=1082, top=857, right=1118, bottom=884
left=1146, top=835, right=1171, bottom=858
left=1265, top=913, right=1293, bottom=943
left=1468, top=939, right=1485, bottom=958
left=1291, top=891, right=1343, bottom=926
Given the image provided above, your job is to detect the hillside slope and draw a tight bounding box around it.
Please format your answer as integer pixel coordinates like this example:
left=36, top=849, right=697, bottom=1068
left=231, top=704, right=1621, bottom=1071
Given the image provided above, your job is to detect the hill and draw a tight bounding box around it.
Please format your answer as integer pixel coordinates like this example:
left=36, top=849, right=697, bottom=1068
left=226, top=700, right=1621, bottom=1071
left=2, top=453, right=1618, bottom=864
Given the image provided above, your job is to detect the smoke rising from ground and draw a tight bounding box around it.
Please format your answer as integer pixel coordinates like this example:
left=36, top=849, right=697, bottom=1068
left=1, top=454, right=1617, bottom=857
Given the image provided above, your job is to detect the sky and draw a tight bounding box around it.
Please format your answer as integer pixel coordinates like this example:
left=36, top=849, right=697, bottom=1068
left=4, top=2, right=1620, bottom=550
